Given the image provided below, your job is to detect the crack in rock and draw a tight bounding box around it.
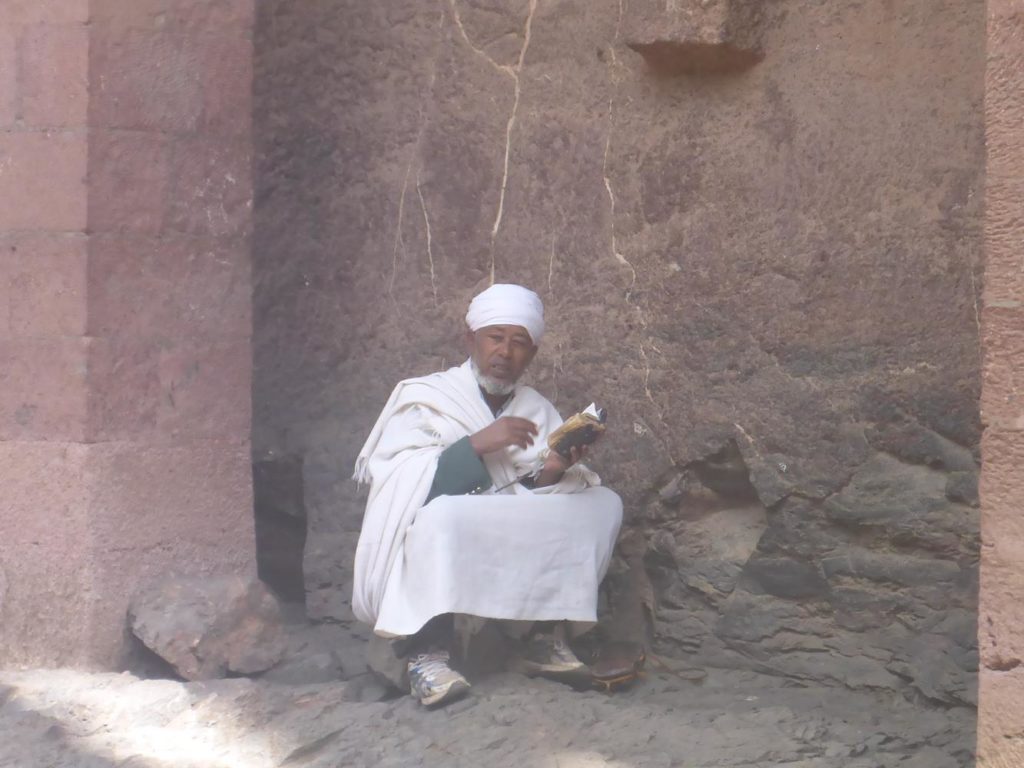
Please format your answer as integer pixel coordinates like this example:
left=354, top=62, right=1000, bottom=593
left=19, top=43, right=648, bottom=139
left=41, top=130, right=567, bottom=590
left=388, top=11, right=445, bottom=300
left=547, top=234, right=556, bottom=292
left=449, top=0, right=537, bottom=284
left=416, top=170, right=439, bottom=308
left=489, top=0, right=538, bottom=283
left=388, top=162, right=413, bottom=296
left=601, top=0, right=668, bottom=442
left=601, top=1, right=637, bottom=296
left=448, top=0, right=518, bottom=79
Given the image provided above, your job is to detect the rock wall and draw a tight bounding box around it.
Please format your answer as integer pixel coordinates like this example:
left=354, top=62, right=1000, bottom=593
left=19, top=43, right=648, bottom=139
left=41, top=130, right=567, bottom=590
left=978, top=0, right=1024, bottom=764
left=253, top=0, right=984, bottom=706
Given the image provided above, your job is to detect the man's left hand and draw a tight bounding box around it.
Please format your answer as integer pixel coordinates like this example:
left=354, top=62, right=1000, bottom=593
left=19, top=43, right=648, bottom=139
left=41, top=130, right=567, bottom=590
left=534, top=445, right=587, bottom=488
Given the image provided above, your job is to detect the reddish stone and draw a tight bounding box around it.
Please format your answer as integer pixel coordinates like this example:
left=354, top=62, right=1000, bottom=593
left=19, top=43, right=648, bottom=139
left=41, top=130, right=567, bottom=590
left=84, top=440, right=256, bottom=665
left=986, top=171, right=1024, bottom=306
left=5, top=234, right=88, bottom=337
left=165, top=0, right=254, bottom=32
left=0, top=442, right=93, bottom=667
left=88, top=130, right=169, bottom=234
left=87, top=338, right=251, bottom=443
left=0, top=27, right=15, bottom=128
left=979, top=667, right=1024, bottom=766
left=981, top=0, right=1024, bottom=758
left=985, top=4, right=1024, bottom=150
left=0, top=0, right=258, bottom=673
left=89, top=0, right=166, bottom=30
left=89, top=30, right=203, bottom=132
left=981, top=305, right=1024, bottom=431
left=166, top=137, right=252, bottom=238
left=0, top=338, right=88, bottom=441
left=980, top=429, right=1024, bottom=668
left=19, top=24, right=89, bottom=128
left=0, top=0, right=89, bottom=27
left=197, top=34, right=253, bottom=137
left=86, top=440, right=254, bottom=551
left=0, top=132, right=87, bottom=231
left=0, top=440, right=255, bottom=668
left=86, top=338, right=161, bottom=441
left=985, top=9, right=1024, bottom=313
left=157, top=340, right=251, bottom=439
left=87, top=235, right=250, bottom=341
left=0, top=253, right=10, bottom=337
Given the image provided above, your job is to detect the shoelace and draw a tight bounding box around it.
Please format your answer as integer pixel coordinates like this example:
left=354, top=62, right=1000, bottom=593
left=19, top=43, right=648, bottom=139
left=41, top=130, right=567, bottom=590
left=410, top=653, right=454, bottom=681
left=552, top=639, right=578, bottom=662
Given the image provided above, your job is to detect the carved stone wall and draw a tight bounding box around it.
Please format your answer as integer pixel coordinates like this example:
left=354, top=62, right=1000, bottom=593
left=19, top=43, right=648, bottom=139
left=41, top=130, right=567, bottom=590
left=978, top=0, right=1024, bottom=764
left=0, top=0, right=256, bottom=668
left=254, top=0, right=984, bottom=713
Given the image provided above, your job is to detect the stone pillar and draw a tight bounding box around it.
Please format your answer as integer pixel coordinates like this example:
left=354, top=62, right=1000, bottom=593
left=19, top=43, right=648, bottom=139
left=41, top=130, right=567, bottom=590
left=979, top=0, right=1024, bottom=764
left=0, top=0, right=256, bottom=668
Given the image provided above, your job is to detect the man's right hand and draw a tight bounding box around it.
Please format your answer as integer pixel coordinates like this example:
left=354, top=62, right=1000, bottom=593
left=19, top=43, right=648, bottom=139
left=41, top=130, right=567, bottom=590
left=469, top=417, right=539, bottom=455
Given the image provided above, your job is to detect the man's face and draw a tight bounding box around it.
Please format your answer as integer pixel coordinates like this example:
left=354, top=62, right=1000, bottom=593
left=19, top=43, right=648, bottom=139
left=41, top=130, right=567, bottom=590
left=467, top=324, right=537, bottom=384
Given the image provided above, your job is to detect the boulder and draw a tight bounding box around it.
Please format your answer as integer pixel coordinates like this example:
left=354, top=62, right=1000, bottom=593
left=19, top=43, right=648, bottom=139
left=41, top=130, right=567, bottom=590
left=129, top=576, right=287, bottom=680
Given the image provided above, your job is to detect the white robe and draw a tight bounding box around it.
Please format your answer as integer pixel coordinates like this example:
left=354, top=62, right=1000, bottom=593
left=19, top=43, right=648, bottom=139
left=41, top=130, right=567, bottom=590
left=352, top=360, right=623, bottom=638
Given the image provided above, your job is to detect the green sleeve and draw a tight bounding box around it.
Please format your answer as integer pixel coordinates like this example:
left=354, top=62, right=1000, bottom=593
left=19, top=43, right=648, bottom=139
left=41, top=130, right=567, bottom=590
left=426, top=436, right=492, bottom=503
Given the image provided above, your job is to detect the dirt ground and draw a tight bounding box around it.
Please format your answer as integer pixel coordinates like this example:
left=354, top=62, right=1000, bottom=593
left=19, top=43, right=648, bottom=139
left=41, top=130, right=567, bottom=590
left=0, top=663, right=973, bottom=768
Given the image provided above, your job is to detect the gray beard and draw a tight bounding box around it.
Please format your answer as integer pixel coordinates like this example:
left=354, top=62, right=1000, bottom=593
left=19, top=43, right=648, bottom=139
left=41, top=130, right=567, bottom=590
left=470, top=358, right=516, bottom=396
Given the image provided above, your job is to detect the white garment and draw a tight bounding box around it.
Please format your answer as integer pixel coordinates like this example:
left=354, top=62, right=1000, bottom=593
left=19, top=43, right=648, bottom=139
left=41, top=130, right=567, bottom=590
left=352, top=359, right=622, bottom=637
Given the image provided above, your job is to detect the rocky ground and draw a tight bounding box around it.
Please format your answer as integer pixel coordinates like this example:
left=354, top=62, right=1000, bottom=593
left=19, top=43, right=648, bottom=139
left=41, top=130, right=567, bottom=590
left=0, top=662, right=974, bottom=768
left=0, top=605, right=976, bottom=767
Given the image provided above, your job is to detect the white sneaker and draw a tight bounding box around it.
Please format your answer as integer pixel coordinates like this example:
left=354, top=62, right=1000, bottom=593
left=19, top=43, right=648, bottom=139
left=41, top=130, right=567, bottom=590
left=407, top=651, right=471, bottom=707
left=521, top=634, right=587, bottom=675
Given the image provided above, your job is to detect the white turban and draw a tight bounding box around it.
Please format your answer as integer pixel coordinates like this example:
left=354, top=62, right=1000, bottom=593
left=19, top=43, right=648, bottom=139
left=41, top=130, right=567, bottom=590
left=465, top=283, right=545, bottom=344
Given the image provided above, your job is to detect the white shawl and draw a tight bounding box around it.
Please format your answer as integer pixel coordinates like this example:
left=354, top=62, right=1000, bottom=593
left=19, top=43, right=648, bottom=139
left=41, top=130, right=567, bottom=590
left=351, top=360, right=598, bottom=626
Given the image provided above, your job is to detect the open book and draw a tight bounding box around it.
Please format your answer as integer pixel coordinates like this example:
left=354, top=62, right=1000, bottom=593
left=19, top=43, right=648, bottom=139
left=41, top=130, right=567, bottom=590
left=547, top=403, right=608, bottom=458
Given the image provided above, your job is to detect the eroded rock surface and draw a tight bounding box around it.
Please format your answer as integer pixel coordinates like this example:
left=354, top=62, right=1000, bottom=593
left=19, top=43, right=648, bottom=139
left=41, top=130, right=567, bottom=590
left=623, top=0, right=765, bottom=75
left=0, top=668, right=975, bottom=767
left=253, top=0, right=983, bottom=714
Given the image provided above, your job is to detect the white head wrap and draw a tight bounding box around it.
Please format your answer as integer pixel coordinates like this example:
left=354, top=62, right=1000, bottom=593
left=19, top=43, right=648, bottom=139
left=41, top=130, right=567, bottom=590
left=465, top=283, right=545, bottom=344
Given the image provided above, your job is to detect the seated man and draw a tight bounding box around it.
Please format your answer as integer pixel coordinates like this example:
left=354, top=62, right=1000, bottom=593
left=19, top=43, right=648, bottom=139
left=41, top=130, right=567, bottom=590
left=352, top=284, right=623, bottom=706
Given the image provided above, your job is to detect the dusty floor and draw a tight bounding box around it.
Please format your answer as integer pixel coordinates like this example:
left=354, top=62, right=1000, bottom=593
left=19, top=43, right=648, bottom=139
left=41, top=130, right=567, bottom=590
left=0, top=663, right=973, bottom=768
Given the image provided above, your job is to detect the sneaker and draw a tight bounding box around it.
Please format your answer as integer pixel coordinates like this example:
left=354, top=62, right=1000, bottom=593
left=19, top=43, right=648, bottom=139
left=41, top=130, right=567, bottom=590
left=407, top=651, right=471, bottom=707
left=520, top=633, right=587, bottom=675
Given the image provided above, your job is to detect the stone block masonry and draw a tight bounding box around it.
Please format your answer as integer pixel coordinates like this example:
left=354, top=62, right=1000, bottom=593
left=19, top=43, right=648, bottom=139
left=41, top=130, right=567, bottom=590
left=0, top=0, right=257, bottom=668
left=0, top=7, right=91, bottom=631
left=978, top=0, right=1024, bottom=764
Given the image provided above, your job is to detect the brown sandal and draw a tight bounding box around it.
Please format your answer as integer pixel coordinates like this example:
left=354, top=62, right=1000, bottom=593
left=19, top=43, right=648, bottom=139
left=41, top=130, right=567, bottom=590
left=588, top=641, right=646, bottom=692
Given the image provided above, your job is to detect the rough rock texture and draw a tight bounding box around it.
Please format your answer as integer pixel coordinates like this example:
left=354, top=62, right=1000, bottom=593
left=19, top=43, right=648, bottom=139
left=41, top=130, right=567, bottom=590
left=623, top=0, right=765, bottom=75
left=978, top=0, right=1024, bottom=765
left=0, top=667, right=974, bottom=768
left=253, top=455, right=308, bottom=601
left=258, top=603, right=374, bottom=686
left=129, top=577, right=287, bottom=681
left=253, top=0, right=984, bottom=714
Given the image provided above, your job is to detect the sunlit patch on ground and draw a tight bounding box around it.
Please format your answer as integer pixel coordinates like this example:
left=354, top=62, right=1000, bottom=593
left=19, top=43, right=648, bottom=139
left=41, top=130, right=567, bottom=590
left=0, top=667, right=972, bottom=768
